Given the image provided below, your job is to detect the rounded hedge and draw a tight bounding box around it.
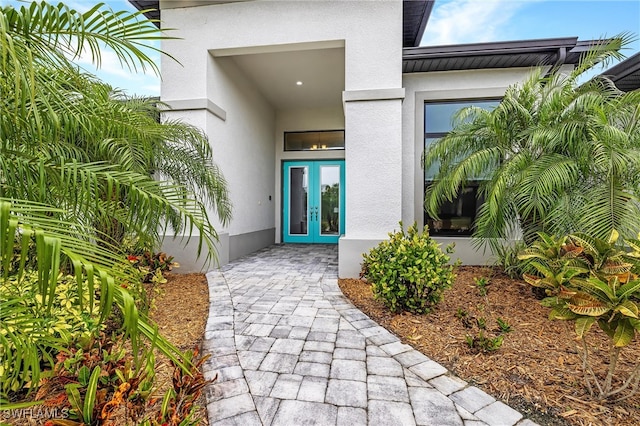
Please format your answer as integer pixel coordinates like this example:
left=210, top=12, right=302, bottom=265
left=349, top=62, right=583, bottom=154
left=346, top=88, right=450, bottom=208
left=361, top=222, right=456, bottom=314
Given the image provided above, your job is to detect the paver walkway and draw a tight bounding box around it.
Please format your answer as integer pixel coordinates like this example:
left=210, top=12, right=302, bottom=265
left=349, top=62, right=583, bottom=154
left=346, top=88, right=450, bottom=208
left=202, top=244, right=537, bottom=426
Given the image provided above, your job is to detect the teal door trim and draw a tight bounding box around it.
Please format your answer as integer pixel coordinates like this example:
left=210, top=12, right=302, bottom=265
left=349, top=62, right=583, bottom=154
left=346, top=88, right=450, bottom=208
left=282, top=160, right=345, bottom=244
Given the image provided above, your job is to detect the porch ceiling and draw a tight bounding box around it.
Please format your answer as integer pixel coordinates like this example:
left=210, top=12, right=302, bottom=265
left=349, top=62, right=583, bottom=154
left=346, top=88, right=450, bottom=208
left=227, top=47, right=345, bottom=111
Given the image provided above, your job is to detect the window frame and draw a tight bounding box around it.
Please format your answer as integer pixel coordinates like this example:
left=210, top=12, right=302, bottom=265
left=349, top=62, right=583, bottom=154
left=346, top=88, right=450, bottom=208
left=284, top=129, right=345, bottom=152
left=423, top=98, right=500, bottom=236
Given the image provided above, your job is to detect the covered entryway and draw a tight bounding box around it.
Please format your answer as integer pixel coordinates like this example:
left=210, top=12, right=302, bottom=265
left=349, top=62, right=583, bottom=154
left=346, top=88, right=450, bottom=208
left=156, top=0, right=404, bottom=276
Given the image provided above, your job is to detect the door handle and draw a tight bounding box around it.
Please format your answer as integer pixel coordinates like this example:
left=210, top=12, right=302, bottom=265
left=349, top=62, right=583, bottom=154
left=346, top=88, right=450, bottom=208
left=313, top=206, right=318, bottom=221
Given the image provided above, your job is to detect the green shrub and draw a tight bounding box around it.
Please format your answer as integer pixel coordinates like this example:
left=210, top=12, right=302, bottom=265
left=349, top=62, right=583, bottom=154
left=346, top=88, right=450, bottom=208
left=361, top=222, right=456, bottom=314
left=127, top=251, right=178, bottom=284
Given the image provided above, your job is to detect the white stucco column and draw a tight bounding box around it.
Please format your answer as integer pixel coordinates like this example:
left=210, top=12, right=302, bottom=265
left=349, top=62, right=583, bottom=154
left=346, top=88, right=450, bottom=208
left=339, top=89, right=405, bottom=278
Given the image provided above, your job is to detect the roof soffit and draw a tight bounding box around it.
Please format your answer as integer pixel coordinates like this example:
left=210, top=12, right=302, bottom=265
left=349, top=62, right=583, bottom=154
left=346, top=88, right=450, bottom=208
left=402, top=37, right=611, bottom=73
left=600, top=53, right=640, bottom=92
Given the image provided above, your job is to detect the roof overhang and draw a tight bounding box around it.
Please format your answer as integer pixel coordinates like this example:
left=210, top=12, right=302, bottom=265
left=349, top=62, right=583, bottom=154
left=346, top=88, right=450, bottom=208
left=599, top=53, right=640, bottom=92
left=403, top=37, right=604, bottom=73
left=129, top=0, right=435, bottom=44
left=129, top=0, right=159, bottom=23
left=403, top=1, right=435, bottom=48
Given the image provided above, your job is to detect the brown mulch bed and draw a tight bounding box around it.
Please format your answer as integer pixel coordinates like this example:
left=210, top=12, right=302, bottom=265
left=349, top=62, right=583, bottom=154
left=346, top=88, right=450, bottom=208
left=339, top=266, right=640, bottom=426
left=147, top=272, right=210, bottom=425
left=150, top=273, right=209, bottom=352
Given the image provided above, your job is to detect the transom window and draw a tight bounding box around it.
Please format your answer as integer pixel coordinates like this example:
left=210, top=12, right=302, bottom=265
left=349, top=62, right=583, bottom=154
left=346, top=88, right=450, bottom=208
left=424, top=99, right=500, bottom=236
left=284, top=130, right=345, bottom=151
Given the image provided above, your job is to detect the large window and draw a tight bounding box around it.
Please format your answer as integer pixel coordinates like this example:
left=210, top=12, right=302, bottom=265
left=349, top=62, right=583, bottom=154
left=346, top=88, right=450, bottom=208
left=424, top=100, right=499, bottom=236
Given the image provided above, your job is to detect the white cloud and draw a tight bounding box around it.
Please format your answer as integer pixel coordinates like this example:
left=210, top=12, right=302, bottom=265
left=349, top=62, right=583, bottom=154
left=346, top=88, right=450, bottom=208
left=63, top=1, right=93, bottom=13
left=71, top=43, right=161, bottom=96
left=75, top=44, right=160, bottom=79
left=140, top=83, right=161, bottom=96
left=76, top=48, right=136, bottom=79
left=421, top=0, right=538, bottom=46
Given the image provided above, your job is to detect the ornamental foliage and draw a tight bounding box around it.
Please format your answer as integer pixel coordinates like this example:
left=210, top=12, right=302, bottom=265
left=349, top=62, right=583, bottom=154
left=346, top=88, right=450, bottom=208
left=521, top=230, right=640, bottom=401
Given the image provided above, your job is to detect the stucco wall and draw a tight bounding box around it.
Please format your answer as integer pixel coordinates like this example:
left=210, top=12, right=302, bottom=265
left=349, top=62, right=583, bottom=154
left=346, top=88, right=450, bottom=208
left=160, top=0, right=404, bottom=274
left=161, top=32, right=277, bottom=267
left=206, top=57, right=276, bottom=237
left=160, top=56, right=276, bottom=267
left=161, top=1, right=402, bottom=95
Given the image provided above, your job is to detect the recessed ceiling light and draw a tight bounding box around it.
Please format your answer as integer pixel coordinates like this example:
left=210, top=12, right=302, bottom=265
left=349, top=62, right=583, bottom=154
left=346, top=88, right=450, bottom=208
left=296, top=81, right=303, bottom=86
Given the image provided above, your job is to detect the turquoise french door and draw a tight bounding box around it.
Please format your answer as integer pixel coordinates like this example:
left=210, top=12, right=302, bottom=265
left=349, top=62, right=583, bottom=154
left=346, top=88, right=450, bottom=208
left=283, top=160, right=345, bottom=243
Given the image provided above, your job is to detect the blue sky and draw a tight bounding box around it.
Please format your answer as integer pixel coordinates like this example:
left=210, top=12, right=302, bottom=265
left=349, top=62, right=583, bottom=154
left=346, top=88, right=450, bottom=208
left=2, top=0, right=639, bottom=97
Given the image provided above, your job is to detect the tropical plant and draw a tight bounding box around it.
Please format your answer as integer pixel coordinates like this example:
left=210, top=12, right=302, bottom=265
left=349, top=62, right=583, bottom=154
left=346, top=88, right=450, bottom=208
left=423, top=34, right=640, bottom=250
left=0, top=271, right=104, bottom=396
left=496, top=317, right=512, bottom=333
left=464, top=331, right=503, bottom=353
left=1, top=1, right=231, bottom=255
left=494, top=240, right=539, bottom=279
left=525, top=230, right=640, bottom=401
left=361, top=222, right=457, bottom=314
left=518, top=232, right=591, bottom=298
left=0, top=1, right=230, bottom=397
left=128, top=251, right=178, bottom=284
left=473, top=276, right=490, bottom=296
left=20, top=331, right=159, bottom=425
left=155, top=348, right=211, bottom=426
left=65, top=366, right=101, bottom=425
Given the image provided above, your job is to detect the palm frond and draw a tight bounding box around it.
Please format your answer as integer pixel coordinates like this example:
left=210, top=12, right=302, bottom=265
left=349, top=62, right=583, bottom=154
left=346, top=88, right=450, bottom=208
left=423, top=34, right=640, bottom=251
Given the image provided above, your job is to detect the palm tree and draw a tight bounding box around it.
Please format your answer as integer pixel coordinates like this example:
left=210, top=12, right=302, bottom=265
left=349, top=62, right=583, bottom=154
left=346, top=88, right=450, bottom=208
left=423, top=34, right=640, bottom=250
left=0, top=1, right=230, bottom=392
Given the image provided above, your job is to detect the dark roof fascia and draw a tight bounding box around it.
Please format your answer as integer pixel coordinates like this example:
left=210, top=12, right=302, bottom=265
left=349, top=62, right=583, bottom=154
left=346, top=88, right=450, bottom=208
left=402, top=37, right=613, bottom=73
left=403, top=1, right=435, bottom=48
left=129, top=0, right=160, bottom=27
left=403, top=37, right=579, bottom=59
left=599, top=52, right=640, bottom=91
left=415, top=1, right=434, bottom=46
left=603, top=52, right=640, bottom=78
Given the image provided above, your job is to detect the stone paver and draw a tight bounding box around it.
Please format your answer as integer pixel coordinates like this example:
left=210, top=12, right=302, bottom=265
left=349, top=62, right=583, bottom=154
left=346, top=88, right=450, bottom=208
left=326, top=379, right=368, bottom=408
left=298, top=376, right=328, bottom=402
left=475, top=401, right=523, bottom=426
left=202, top=244, right=537, bottom=425
left=368, top=375, right=409, bottom=402
left=272, top=400, right=337, bottom=425
left=337, top=407, right=367, bottom=426
left=409, top=387, right=464, bottom=426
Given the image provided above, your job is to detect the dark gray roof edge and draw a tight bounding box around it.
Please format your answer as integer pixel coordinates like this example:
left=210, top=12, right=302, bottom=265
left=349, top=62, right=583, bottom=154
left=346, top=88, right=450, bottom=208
left=129, top=0, right=160, bottom=27
left=402, top=37, right=615, bottom=74
left=409, top=0, right=435, bottom=48
left=600, top=52, right=640, bottom=82
left=403, top=37, right=581, bottom=58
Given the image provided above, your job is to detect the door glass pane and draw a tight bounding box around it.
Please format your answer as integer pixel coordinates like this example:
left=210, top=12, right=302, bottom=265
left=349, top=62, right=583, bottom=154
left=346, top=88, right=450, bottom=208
left=289, top=166, right=308, bottom=235
left=319, top=165, right=340, bottom=235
